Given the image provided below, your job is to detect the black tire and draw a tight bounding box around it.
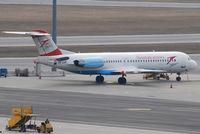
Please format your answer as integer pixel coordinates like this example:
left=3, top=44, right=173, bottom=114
left=157, top=77, right=160, bottom=80
left=96, top=76, right=99, bottom=83
left=96, top=76, right=104, bottom=83
left=118, top=77, right=122, bottom=84
left=160, top=74, right=164, bottom=78
left=118, top=77, right=126, bottom=85
left=122, top=77, right=126, bottom=84
left=37, top=128, right=41, bottom=133
left=176, top=77, right=181, bottom=81
left=100, top=76, right=104, bottom=82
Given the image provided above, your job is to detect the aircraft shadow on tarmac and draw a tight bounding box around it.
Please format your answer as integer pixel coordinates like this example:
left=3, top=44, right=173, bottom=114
left=47, top=78, right=189, bottom=87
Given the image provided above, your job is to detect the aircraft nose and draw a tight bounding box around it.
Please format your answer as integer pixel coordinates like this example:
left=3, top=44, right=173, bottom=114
left=190, top=60, right=198, bottom=70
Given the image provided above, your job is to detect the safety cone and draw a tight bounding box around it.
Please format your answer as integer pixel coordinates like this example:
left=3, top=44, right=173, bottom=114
left=170, top=83, right=173, bottom=88
left=39, top=75, right=42, bottom=80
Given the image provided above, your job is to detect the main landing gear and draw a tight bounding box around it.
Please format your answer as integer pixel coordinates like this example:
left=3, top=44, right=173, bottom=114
left=118, top=75, right=126, bottom=85
left=96, top=75, right=127, bottom=85
left=176, top=73, right=181, bottom=81
left=96, top=75, right=104, bottom=83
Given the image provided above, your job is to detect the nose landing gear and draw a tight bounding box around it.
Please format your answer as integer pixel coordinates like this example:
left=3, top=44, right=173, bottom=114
left=176, top=73, right=181, bottom=81
left=176, top=76, right=181, bottom=81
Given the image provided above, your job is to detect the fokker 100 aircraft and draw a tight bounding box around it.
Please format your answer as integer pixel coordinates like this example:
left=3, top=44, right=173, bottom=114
left=4, top=30, right=198, bottom=84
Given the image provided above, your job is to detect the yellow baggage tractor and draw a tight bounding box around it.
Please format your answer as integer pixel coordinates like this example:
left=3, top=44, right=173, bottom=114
left=37, top=119, right=53, bottom=133
left=143, top=73, right=169, bottom=80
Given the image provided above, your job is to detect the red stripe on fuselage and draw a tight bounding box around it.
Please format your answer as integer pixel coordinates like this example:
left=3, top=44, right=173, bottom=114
left=40, top=48, right=62, bottom=56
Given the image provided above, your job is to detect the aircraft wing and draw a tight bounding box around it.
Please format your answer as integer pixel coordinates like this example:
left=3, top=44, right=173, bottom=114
left=112, top=66, right=166, bottom=74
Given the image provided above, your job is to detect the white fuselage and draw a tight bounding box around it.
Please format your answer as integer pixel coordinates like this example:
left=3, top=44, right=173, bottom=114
left=38, top=51, right=197, bottom=75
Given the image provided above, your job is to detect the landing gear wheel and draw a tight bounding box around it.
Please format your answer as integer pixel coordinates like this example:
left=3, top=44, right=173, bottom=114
left=160, top=74, right=164, bottom=78
left=166, top=75, right=170, bottom=80
left=96, top=75, right=104, bottom=83
left=176, top=76, right=181, bottom=81
left=118, top=77, right=126, bottom=85
left=37, top=127, right=40, bottom=133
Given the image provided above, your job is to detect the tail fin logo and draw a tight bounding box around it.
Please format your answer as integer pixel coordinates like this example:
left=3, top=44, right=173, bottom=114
left=40, top=39, right=49, bottom=47
left=167, top=56, right=176, bottom=64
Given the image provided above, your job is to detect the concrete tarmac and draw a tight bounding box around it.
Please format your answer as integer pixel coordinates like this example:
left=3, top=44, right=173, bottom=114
left=1, top=87, right=200, bottom=134
left=1, top=0, right=200, bottom=8
left=2, top=34, right=200, bottom=46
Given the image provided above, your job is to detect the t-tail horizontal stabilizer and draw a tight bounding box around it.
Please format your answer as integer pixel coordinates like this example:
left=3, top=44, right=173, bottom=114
left=2, top=31, right=50, bottom=36
left=3, top=30, right=74, bottom=56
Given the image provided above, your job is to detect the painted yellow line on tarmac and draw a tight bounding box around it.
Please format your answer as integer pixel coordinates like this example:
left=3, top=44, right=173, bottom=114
left=106, top=82, right=114, bottom=84
left=123, top=108, right=152, bottom=111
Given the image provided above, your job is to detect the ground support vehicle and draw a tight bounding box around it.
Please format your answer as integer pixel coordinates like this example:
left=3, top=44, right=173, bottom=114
left=0, top=68, right=7, bottom=77
left=6, top=105, right=36, bottom=132
left=37, top=119, right=53, bottom=133
left=143, top=73, right=169, bottom=80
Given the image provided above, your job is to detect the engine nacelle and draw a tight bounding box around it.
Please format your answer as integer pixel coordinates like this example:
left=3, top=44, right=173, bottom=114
left=74, top=58, right=104, bottom=68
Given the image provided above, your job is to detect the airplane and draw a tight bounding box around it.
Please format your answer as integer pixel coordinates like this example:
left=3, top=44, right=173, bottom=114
left=3, top=30, right=198, bottom=84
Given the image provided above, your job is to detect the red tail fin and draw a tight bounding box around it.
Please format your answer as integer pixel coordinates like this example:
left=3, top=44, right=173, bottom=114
left=31, top=30, right=62, bottom=56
